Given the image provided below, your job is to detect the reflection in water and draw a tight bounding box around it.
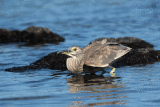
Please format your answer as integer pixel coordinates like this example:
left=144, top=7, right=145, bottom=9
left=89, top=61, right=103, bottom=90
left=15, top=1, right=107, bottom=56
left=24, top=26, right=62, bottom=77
left=67, top=74, right=127, bottom=106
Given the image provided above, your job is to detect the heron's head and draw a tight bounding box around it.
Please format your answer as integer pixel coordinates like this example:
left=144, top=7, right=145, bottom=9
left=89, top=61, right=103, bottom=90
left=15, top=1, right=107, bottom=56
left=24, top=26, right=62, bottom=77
left=62, top=46, right=83, bottom=58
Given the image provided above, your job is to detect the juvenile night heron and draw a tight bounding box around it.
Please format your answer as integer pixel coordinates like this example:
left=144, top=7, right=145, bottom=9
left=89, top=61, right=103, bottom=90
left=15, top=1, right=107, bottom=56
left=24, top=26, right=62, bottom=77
left=62, top=39, right=131, bottom=74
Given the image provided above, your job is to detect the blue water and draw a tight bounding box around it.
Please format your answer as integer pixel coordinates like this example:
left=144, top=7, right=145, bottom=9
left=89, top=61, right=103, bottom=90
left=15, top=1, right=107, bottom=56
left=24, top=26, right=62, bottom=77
left=0, top=0, right=160, bottom=106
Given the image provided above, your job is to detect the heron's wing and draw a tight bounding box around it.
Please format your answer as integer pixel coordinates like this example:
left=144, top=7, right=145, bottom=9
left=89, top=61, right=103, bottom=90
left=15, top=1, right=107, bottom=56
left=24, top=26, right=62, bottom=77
left=83, top=42, right=131, bottom=67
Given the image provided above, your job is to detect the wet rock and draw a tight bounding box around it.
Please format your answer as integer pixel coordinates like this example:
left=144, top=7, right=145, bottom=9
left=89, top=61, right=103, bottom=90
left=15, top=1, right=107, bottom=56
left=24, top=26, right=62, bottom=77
left=5, top=37, right=160, bottom=72
left=0, top=26, right=65, bottom=45
left=112, top=48, right=160, bottom=67
left=93, top=37, right=160, bottom=67
left=5, top=52, right=68, bottom=72
left=92, top=37, right=154, bottom=49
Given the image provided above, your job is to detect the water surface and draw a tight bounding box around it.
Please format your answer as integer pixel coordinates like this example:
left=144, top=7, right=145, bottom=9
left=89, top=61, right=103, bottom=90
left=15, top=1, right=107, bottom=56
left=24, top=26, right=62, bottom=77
left=0, top=0, right=160, bottom=106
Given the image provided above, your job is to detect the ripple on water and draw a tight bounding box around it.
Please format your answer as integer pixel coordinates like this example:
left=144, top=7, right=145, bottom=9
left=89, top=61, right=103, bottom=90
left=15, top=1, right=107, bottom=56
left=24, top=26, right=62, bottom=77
left=1, top=0, right=160, bottom=106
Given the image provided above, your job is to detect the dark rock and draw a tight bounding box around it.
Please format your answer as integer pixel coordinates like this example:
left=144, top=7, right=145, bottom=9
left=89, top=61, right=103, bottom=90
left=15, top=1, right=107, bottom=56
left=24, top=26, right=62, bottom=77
left=0, top=26, right=65, bottom=45
left=112, top=48, right=160, bottom=67
left=92, top=37, right=154, bottom=49
left=5, top=52, right=68, bottom=72
left=5, top=37, right=160, bottom=72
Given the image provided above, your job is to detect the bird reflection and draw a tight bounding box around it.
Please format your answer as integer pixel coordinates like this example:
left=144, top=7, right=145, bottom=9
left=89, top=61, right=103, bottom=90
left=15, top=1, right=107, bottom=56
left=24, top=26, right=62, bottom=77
left=66, top=73, right=127, bottom=106
left=67, top=74, right=121, bottom=93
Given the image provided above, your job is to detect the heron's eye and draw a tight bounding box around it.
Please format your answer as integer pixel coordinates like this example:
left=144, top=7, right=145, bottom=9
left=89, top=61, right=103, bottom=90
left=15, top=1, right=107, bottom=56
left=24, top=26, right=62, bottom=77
left=74, top=48, right=77, bottom=51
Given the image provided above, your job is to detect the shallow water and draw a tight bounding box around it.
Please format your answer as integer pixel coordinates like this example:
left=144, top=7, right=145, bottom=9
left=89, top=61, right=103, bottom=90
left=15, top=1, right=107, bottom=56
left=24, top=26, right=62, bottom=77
left=0, top=0, right=160, bottom=106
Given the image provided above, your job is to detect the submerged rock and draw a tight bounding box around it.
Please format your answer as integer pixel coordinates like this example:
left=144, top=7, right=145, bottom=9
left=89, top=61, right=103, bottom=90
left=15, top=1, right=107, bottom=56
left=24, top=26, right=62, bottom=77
left=0, top=26, right=65, bottom=45
left=5, top=37, right=160, bottom=72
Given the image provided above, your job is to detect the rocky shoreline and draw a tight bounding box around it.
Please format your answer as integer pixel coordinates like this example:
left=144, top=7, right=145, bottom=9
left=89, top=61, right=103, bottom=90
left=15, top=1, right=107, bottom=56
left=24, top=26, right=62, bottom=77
left=4, top=36, right=160, bottom=72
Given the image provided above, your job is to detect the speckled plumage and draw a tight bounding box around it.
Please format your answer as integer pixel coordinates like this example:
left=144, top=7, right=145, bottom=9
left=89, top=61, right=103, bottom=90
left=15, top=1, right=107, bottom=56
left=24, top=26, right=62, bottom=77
left=63, top=39, right=131, bottom=73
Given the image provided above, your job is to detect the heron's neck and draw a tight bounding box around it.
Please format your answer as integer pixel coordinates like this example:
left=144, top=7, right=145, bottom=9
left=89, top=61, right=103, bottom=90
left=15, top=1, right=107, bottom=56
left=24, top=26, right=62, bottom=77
left=73, top=53, right=84, bottom=60
left=67, top=54, right=84, bottom=73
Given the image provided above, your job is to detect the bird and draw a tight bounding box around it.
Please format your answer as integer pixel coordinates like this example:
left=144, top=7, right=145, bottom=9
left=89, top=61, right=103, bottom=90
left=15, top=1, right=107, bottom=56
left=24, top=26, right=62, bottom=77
left=62, top=39, right=131, bottom=74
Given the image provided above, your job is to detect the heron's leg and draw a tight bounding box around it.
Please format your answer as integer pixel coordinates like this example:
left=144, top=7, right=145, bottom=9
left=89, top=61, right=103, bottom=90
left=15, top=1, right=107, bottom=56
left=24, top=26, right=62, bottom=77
left=110, top=68, right=116, bottom=74
left=80, top=66, right=83, bottom=72
left=108, top=65, right=116, bottom=74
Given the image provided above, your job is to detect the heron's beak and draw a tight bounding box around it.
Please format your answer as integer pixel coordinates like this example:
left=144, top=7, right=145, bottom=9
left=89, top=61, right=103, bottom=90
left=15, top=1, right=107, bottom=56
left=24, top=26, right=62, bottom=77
left=57, top=49, right=67, bottom=54
left=61, top=49, right=72, bottom=56
left=70, top=49, right=75, bottom=52
left=62, top=52, right=70, bottom=55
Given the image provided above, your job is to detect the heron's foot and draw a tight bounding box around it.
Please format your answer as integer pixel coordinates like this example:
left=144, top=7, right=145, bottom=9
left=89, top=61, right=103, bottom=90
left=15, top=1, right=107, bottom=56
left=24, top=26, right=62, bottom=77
left=110, top=68, right=115, bottom=74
